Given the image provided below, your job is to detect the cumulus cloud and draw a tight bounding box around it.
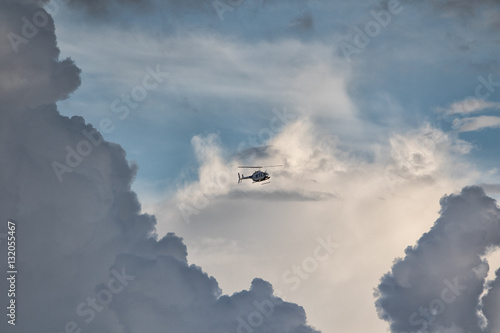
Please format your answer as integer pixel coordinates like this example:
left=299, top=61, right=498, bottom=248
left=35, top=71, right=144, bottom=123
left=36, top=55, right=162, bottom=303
left=0, top=2, right=80, bottom=109
left=386, top=124, right=473, bottom=185
left=375, top=186, right=500, bottom=333
left=0, top=1, right=320, bottom=333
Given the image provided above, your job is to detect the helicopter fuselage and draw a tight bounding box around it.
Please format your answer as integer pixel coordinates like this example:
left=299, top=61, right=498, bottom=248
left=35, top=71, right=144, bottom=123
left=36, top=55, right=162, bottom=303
left=251, top=170, right=270, bottom=182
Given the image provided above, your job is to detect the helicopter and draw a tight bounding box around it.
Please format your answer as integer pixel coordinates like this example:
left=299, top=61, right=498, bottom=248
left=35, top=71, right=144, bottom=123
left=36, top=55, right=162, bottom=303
left=238, top=165, right=282, bottom=185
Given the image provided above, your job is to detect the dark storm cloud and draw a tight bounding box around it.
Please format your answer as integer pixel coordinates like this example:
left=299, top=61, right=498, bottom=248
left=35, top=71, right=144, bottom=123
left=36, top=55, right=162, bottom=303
left=0, top=2, right=80, bottom=109
left=107, top=258, right=321, bottom=333
left=0, top=1, right=320, bottom=332
left=375, top=186, right=500, bottom=333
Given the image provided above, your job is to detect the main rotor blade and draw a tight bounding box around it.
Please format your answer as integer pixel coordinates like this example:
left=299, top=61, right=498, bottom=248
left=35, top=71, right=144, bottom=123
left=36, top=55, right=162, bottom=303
left=238, top=165, right=282, bottom=168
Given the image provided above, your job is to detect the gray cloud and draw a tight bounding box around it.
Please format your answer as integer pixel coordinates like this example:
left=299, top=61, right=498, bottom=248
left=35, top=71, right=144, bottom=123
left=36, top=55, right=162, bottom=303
left=0, top=2, right=81, bottom=109
left=235, top=145, right=277, bottom=162
left=0, top=1, right=320, bottom=332
left=375, top=186, right=500, bottom=333
left=479, top=183, right=500, bottom=194
left=226, top=189, right=336, bottom=202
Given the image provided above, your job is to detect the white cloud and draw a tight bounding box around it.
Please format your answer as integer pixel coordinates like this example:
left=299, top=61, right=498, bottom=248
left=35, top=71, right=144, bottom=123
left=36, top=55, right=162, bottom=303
left=437, top=98, right=500, bottom=115
left=388, top=124, right=473, bottom=181
left=452, top=116, right=500, bottom=132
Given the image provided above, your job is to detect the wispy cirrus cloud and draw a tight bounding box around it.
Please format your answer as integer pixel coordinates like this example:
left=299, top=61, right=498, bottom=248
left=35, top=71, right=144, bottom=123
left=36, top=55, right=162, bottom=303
left=437, top=98, right=500, bottom=115
left=452, top=116, right=500, bottom=132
